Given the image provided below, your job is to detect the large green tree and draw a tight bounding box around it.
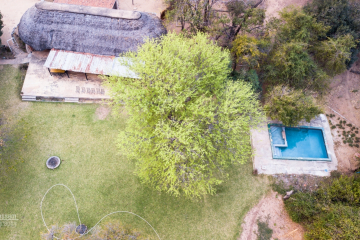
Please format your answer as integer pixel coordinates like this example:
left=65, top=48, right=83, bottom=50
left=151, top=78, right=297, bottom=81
left=304, top=0, right=360, bottom=68
left=263, top=8, right=355, bottom=93
left=314, top=34, right=357, bottom=76
left=106, top=33, right=264, bottom=198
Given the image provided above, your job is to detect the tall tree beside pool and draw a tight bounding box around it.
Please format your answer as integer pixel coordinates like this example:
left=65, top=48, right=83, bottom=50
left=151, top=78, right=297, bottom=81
left=106, top=32, right=264, bottom=198
left=264, top=85, right=323, bottom=126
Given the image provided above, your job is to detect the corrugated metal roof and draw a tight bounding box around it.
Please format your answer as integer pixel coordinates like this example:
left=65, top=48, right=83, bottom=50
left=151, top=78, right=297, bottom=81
left=44, top=49, right=139, bottom=78
left=53, top=0, right=116, bottom=9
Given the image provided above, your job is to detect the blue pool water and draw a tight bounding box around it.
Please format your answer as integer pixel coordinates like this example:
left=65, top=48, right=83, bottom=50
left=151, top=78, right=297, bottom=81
left=270, top=126, right=329, bottom=159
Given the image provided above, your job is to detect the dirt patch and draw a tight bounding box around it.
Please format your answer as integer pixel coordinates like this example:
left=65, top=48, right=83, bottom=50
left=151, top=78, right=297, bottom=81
left=0, top=0, right=38, bottom=44
left=95, top=105, right=111, bottom=120
left=265, top=0, right=311, bottom=20
left=239, top=190, right=305, bottom=240
left=272, top=174, right=326, bottom=193
left=326, top=60, right=360, bottom=173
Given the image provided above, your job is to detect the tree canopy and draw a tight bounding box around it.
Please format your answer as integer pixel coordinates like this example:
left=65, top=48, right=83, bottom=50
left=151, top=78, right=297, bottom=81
left=263, top=8, right=356, bottom=93
left=264, top=85, right=323, bottom=126
left=106, top=32, right=264, bottom=198
left=231, top=34, right=266, bottom=70
left=164, top=0, right=265, bottom=44
left=304, top=0, right=360, bottom=68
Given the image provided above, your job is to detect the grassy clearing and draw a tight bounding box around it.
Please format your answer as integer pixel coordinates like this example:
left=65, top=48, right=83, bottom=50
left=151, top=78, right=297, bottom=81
left=0, top=65, right=269, bottom=239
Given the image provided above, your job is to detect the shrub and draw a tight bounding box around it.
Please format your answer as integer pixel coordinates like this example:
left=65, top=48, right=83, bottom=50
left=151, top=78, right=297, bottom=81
left=264, top=85, right=322, bottom=126
left=283, top=175, right=360, bottom=239
left=306, top=205, right=360, bottom=239
left=285, top=192, right=320, bottom=222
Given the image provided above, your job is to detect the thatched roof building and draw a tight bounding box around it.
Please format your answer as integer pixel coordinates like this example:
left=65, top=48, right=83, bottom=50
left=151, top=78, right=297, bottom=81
left=18, top=2, right=166, bottom=56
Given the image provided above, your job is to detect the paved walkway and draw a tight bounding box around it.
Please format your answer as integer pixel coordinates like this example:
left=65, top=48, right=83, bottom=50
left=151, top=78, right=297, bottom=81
left=0, top=56, right=31, bottom=65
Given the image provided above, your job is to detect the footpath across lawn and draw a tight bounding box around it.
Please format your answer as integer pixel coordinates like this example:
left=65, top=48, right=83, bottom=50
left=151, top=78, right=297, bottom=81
left=0, top=65, right=269, bottom=240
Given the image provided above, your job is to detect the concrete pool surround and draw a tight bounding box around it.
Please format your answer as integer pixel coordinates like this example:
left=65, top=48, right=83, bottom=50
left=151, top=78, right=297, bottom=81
left=251, top=114, right=338, bottom=176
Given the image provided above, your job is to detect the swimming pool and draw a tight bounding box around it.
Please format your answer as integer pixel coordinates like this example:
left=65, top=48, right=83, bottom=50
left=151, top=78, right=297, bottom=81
left=268, top=124, right=331, bottom=161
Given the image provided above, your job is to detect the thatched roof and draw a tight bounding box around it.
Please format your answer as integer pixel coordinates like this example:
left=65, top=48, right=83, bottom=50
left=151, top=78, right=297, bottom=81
left=18, top=2, right=167, bottom=56
left=54, top=0, right=116, bottom=9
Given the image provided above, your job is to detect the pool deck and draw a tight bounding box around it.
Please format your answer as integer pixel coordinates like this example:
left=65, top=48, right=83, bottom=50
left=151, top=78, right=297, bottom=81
left=251, top=114, right=338, bottom=176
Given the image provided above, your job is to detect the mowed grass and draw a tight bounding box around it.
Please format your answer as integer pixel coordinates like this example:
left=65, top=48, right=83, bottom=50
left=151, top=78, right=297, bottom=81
left=0, top=65, right=270, bottom=240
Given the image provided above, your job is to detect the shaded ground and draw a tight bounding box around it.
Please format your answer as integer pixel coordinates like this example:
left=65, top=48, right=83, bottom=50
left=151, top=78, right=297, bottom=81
left=326, top=60, right=360, bottom=173
left=265, top=0, right=311, bottom=20
left=239, top=190, right=304, bottom=240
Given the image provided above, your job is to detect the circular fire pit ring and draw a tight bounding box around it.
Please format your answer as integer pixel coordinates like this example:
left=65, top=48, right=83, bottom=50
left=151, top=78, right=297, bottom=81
left=76, top=224, right=87, bottom=234
left=46, top=156, right=61, bottom=169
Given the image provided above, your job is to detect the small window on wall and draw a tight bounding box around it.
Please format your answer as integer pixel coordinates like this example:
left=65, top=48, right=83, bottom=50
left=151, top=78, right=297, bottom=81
left=113, top=1, right=117, bottom=9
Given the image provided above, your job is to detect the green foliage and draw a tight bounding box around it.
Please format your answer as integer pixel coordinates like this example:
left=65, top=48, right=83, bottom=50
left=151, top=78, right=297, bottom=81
left=106, top=32, right=264, bottom=198
left=263, top=7, right=356, bottom=93
left=285, top=191, right=320, bottom=222
left=266, top=41, right=328, bottom=91
left=0, top=65, right=269, bottom=240
left=0, top=11, right=3, bottom=45
left=220, top=0, right=265, bottom=42
left=323, top=175, right=360, bottom=206
left=304, top=0, right=360, bottom=68
left=41, top=222, right=149, bottom=240
left=230, top=69, right=261, bottom=92
left=231, top=34, right=268, bottom=70
left=314, top=34, right=357, bottom=76
left=306, top=204, right=360, bottom=240
left=284, top=175, right=360, bottom=239
left=164, top=0, right=215, bottom=33
left=264, top=8, right=332, bottom=92
left=272, top=7, right=328, bottom=44
left=164, top=0, right=265, bottom=43
left=264, top=85, right=323, bottom=126
left=256, top=217, right=273, bottom=240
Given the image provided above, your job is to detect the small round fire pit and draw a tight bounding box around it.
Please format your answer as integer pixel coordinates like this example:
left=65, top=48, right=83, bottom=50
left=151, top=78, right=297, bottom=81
left=76, top=224, right=87, bottom=234
left=46, top=156, right=61, bottom=169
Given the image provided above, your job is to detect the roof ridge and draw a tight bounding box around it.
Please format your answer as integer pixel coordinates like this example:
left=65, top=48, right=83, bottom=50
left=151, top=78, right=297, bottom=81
left=36, top=1, right=141, bottom=20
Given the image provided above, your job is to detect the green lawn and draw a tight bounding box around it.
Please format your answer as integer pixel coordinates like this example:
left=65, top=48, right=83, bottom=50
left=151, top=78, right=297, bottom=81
left=0, top=65, right=269, bottom=239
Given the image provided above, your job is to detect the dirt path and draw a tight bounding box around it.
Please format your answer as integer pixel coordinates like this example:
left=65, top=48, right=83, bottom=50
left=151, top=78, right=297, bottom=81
left=0, top=0, right=38, bottom=45
left=239, top=190, right=304, bottom=240
left=326, top=62, right=360, bottom=173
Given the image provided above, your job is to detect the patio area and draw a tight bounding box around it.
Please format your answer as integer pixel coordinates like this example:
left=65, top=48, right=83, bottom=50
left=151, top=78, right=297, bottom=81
left=21, top=51, right=111, bottom=103
left=251, top=114, right=338, bottom=176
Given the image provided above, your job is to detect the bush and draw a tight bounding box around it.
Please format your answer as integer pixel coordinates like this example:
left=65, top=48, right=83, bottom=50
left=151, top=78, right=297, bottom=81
left=264, top=85, right=323, bottom=126
left=285, top=192, right=320, bottom=222
left=231, top=69, right=261, bottom=92
left=282, top=175, right=360, bottom=239
left=306, top=205, right=360, bottom=239
left=304, top=0, right=360, bottom=69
